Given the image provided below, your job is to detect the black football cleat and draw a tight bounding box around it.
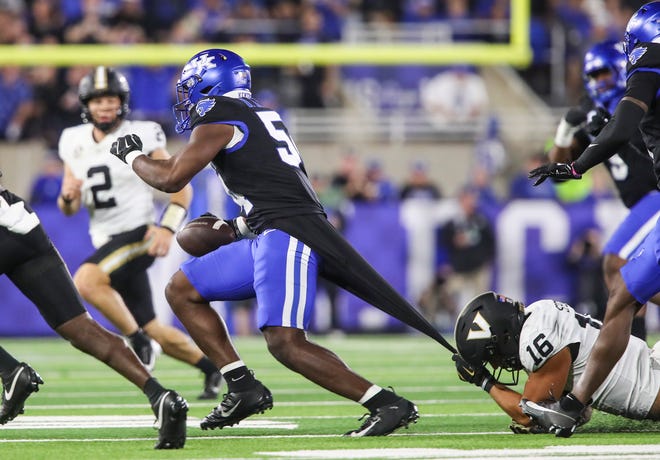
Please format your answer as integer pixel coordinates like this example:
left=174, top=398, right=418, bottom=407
left=152, top=390, right=188, bottom=449
left=198, top=370, right=223, bottom=400
left=129, top=331, right=157, bottom=372
left=200, top=380, right=273, bottom=430
left=344, top=397, right=419, bottom=437
left=0, top=362, right=44, bottom=425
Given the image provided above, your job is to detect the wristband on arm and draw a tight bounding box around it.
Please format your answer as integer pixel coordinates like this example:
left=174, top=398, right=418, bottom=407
left=553, top=118, right=582, bottom=148
left=125, top=150, right=145, bottom=169
left=159, top=203, right=187, bottom=233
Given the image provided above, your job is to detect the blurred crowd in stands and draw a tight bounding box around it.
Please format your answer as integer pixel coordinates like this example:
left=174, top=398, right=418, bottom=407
left=0, top=0, right=650, bottom=147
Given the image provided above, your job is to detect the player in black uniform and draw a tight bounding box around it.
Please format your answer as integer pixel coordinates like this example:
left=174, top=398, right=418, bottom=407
left=524, top=2, right=660, bottom=437
left=0, top=180, right=187, bottom=449
left=547, top=39, right=660, bottom=339
left=109, top=48, right=456, bottom=436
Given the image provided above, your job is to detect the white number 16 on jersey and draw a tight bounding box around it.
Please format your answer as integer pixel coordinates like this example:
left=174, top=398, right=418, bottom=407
left=257, top=111, right=302, bottom=167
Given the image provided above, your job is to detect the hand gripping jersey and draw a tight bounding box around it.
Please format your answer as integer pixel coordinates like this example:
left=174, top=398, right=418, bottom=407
left=520, top=300, right=660, bottom=419
left=189, top=96, right=324, bottom=233
left=58, top=120, right=166, bottom=247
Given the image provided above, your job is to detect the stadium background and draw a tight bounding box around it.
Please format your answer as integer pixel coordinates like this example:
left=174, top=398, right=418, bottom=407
left=0, top=0, right=650, bottom=336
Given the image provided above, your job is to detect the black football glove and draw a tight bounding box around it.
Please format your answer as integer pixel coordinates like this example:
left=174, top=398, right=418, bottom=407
left=199, top=213, right=256, bottom=240
left=110, top=134, right=143, bottom=164
left=586, top=107, right=610, bottom=136
left=528, top=162, right=582, bottom=186
left=452, top=354, right=495, bottom=393
left=564, top=107, right=587, bottom=126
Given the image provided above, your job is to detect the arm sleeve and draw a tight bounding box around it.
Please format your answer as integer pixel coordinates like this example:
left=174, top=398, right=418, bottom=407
left=572, top=71, right=659, bottom=174
left=572, top=100, right=645, bottom=174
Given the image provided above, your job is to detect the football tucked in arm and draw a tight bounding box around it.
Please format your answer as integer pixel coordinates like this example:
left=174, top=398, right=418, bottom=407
left=176, top=215, right=237, bottom=257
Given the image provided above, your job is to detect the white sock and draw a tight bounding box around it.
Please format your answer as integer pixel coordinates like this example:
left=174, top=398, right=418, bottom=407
left=358, top=385, right=382, bottom=404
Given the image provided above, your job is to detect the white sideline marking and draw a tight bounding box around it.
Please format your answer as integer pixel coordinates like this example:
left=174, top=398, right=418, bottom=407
left=258, top=445, right=660, bottom=459
left=25, top=399, right=491, bottom=410
left=0, top=415, right=297, bottom=430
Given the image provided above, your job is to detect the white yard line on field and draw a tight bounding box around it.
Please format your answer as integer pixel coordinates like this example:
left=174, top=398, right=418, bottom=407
left=24, top=398, right=492, bottom=410
left=257, top=446, right=660, bottom=459
left=0, top=415, right=297, bottom=430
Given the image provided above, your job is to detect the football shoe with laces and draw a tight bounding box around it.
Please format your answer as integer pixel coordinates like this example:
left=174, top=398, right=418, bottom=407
left=200, top=380, right=273, bottom=430
left=151, top=390, right=188, bottom=449
left=520, top=393, right=589, bottom=438
left=0, top=362, right=43, bottom=424
left=344, top=397, right=419, bottom=437
left=198, top=370, right=223, bottom=400
left=130, top=335, right=157, bottom=372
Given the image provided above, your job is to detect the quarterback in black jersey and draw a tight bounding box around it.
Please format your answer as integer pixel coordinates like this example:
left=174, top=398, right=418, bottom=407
left=525, top=2, right=660, bottom=437
left=0, top=182, right=187, bottom=448
left=547, top=39, right=660, bottom=340
left=109, top=48, right=456, bottom=436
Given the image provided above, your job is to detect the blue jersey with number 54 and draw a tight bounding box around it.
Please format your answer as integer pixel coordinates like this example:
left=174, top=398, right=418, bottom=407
left=189, top=96, right=324, bottom=233
left=520, top=299, right=660, bottom=419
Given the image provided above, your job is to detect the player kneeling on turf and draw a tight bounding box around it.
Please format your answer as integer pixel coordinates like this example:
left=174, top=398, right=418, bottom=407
left=453, top=292, right=660, bottom=434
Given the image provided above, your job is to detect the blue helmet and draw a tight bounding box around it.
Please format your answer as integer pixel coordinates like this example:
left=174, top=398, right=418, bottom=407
left=583, top=40, right=626, bottom=110
left=173, top=49, right=251, bottom=133
left=624, top=1, right=660, bottom=57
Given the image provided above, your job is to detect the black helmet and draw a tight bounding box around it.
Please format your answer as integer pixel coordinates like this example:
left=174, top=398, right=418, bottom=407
left=454, top=291, right=526, bottom=385
left=78, top=66, right=130, bottom=131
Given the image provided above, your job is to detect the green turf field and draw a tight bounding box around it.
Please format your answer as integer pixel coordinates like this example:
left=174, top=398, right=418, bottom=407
left=0, top=334, right=659, bottom=459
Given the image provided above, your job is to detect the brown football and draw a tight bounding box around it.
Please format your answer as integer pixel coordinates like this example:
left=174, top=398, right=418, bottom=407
left=176, top=216, right=237, bottom=257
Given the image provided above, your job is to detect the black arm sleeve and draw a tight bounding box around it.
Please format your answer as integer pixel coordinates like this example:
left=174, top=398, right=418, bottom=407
left=572, top=100, right=646, bottom=174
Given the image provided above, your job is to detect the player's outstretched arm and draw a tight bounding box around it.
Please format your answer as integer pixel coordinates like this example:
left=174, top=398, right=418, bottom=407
left=110, top=124, right=235, bottom=193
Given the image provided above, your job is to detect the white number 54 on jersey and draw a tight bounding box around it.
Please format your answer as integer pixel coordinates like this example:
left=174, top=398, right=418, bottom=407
left=258, top=111, right=302, bottom=167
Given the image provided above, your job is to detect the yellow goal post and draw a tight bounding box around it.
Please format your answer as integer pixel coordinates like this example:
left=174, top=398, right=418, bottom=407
left=0, top=0, right=531, bottom=67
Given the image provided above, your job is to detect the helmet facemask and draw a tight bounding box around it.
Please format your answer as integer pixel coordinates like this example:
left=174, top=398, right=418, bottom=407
left=82, top=97, right=126, bottom=133
left=173, top=74, right=202, bottom=133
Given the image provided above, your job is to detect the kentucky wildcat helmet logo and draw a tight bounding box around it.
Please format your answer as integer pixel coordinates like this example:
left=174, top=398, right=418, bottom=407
left=629, top=46, right=647, bottom=65
left=196, top=98, right=216, bottom=117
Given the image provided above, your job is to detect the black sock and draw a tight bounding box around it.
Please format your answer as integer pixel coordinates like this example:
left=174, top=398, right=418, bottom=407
left=143, top=377, right=166, bottom=406
left=0, top=347, right=20, bottom=379
left=195, top=356, right=219, bottom=376
left=363, top=389, right=400, bottom=413
left=128, top=329, right=150, bottom=348
left=224, top=366, right=256, bottom=392
left=631, top=317, right=647, bottom=341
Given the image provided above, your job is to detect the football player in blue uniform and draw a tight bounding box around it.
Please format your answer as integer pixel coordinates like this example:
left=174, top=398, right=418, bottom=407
left=109, top=49, right=457, bottom=436
left=547, top=39, right=660, bottom=340
left=0, top=181, right=187, bottom=449
left=526, top=1, right=660, bottom=436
